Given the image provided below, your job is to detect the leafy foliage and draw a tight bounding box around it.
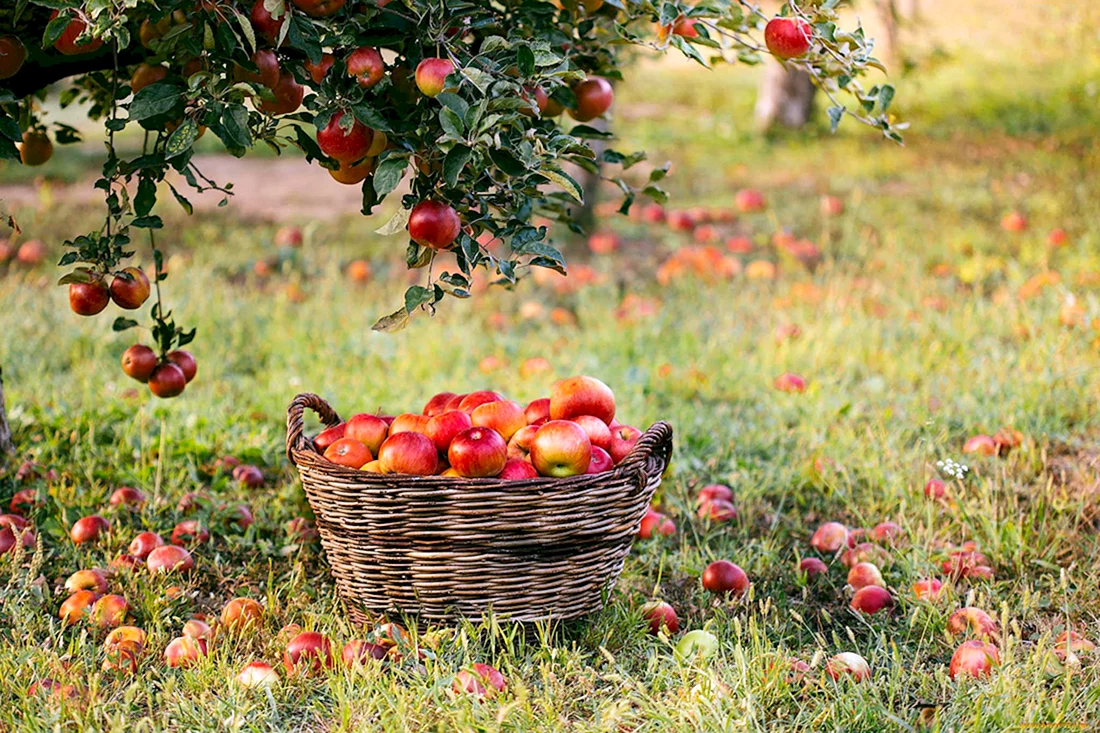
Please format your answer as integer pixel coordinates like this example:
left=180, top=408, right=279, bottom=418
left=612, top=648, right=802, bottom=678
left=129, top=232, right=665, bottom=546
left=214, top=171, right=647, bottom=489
left=0, top=0, right=902, bottom=341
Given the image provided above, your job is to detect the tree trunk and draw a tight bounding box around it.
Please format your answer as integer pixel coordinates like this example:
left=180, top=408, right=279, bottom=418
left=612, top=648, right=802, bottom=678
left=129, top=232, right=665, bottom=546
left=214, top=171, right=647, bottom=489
left=0, top=366, right=14, bottom=457
left=576, top=120, right=609, bottom=233
left=754, top=61, right=817, bottom=132
left=875, top=0, right=900, bottom=66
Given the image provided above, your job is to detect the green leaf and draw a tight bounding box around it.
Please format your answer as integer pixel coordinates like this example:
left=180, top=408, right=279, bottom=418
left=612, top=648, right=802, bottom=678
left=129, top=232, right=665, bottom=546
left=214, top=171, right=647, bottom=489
left=220, top=104, right=251, bottom=150
left=42, top=10, right=72, bottom=49
left=436, top=93, right=470, bottom=120
left=131, top=216, right=164, bottom=229
left=112, top=317, right=140, bottom=332
left=168, top=183, right=194, bottom=215
left=373, top=155, right=408, bottom=198
left=488, top=148, right=527, bottom=177
left=130, top=83, right=185, bottom=122
left=827, top=105, right=845, bottom=133
left=165, top=119, right=199, bottom=159
left=439, top=107, right=465, bottom=138
left=0, top=114, right=21, bottom=142
left=538, top=167, right=584, bottom=203
left=135, top=177, right=157, bottom=217
left=375, top=206, right=411, bottom=236
left=372, top=308, right=410, bottom=333
left=517, top=45, right=535, bottom=77
left=350, top=102, right=389, bottom=132
left=404, top=285, right=436, bottom=313
left=443, top=145, right=473, bottom=187
left=878, top=84, right=895, bottom=113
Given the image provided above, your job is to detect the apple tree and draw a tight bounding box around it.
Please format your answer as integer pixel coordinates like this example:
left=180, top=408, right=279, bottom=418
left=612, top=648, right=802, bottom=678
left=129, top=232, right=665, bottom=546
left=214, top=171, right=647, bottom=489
left=0, top=0, right=904, bottom=404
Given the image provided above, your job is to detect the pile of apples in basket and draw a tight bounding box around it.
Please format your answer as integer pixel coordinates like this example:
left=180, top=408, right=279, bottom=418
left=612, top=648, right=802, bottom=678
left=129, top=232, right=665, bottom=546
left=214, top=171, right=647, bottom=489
left=313, top=376, right=642, bottom=479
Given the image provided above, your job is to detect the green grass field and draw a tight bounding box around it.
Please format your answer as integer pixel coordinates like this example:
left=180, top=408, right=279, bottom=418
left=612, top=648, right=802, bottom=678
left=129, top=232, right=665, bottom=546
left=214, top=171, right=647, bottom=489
left=2, top=3, right=1100, bottom=730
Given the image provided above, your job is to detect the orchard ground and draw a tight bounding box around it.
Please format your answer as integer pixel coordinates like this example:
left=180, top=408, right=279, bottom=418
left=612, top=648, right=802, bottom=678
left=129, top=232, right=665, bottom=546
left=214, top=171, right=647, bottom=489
left=2, top=1, right=1100, bottom=730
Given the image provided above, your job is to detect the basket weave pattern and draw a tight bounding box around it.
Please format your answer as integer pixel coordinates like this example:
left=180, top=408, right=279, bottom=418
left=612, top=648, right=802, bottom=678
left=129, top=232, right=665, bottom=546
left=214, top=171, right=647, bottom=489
left=286, top=393, right=673, bottom=623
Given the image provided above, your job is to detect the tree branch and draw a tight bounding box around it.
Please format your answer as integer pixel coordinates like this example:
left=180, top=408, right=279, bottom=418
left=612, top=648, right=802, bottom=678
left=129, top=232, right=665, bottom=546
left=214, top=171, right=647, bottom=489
left=0, top=45, right=148, bottom=99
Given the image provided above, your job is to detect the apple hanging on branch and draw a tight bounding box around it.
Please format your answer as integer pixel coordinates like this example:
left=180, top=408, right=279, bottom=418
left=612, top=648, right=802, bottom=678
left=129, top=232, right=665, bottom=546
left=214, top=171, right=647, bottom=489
left=0, top=0, right=904, bottom=398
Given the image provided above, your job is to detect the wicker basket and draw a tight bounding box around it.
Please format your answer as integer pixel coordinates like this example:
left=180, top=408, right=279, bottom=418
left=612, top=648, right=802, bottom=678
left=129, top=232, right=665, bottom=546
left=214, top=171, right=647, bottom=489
left=286, top=393, right=673, bottom=624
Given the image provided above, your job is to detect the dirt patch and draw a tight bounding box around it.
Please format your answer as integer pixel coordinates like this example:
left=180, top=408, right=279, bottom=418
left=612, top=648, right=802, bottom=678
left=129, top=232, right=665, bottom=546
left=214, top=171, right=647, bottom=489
left=0, top=154, right=369, bottom=223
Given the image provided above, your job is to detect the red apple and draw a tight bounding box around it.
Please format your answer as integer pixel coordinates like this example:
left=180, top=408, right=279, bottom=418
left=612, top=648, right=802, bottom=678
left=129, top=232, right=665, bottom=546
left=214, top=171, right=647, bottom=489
left=0, top=525, right=15, bottom=555
left=222, top=597, right=264, bottom=632
left=183, top=619, right=212, bottom=639
left=59, top=590, right=100, bottom=624
left=524, top=398, right=551, bottom=425
left=10, top=488, right=40, bottom=515
left=257, top=71, right=305, bottom=115
left=426, top=410, right=473, bottom=454
left=234, top=49, right=281, bottom=89
left=448, top=427, right=508, bottom=478
left=963, top=434, right=997, bottom=456
left=50, top=10, right=104, bottom=55
left=323, top=437, right=372, bottom=469
left=233, top=464, right=265, bottom=488
left=237, top=660, right=280, bottom=688
left=924, top=478, right=947, bottom=501
left=1047, top=228, right=1068, bottom=248
left=843, top=542, right=888, bottom=568
left=912, top=578, right=944, bottom=601
left=389, top=413, right=432, bottom=436
left=949, top=640, right=1000, bottom=680
left=825, top=652, right=870, bottom=681
left=471, top=400, right=526, bottom=442
left=1000, top=211, right=1028, bottom=233
left=697, top=484, right=733, bottom=505
left=314, top=422, right=347, bottom=450
left=846, top=562, right=884, bottom=589
left=586, top=446, right=614, bottom=474
left=549, top=375, right=615, bottom=424
left=109, top=267, right=151, bottom=310
left=171, top=520, right=209, bottom=546
left=342, top=639, right=388, bottom=666
left=128, top=531, right=165, bottom=559
left=637, top=506, right=676, bottom=539
left=1054, top=631, right=1095, bottom=660
left=284, top=631, right=334, bottom=675
left=571, top=415, right=612, bottom=451
left=415, top=57, right=455, bottom=97
left=774, top=372, right=806, bottom=393
left=147, top=545, right=194, bottom=573
left=408, top=200, right=462, bottom=250
left=249, top=0, right=284, bottom=44
left=377, top=432, right=439, bottom=475
left=734, top=188, right=767, bottom=213
left=499, top=458, right=539, bottom=480
left=764, top=17, right=812, bottom=59
left=71, top=515, right=110, bottom=544
left=69, top=277, right=111, bottom=316
left=458, top=391, right=504, bottom=413
left=850, top=586, right=893, bottom=615
left=304, top=52, right=335, bottom=84
left=0, top=35, right=26, bottom=80
left=423, top=392, right=458, bottom=417
left=91, top=594, right=130, bottom=629
left=587, top=232, right=620, bottom=255
left=109, top=486, right=146, bottom=509
left=529, top=420, right=591, bottom=477
left=702, top=560, right=750, bottom=596
left=347, top=46, right=385, bottom=88
left=454, top=663, right=506, bottom=698
left=799, top=557, right=828, bottom=577
left=820, top=195, right=844, bottom=217
left=811, top=522, right=849, bottom=553
left=148, top=362, right=187, bottom=398
left=65, top=569, right=109, bottom=594
left=947, top=607, right=999, bottom=639
left=317, top=111, right=373, bottom=163
left=507, top=424, right=538, bottom=460
left=640, top=601, right=678, bottom=635
left=344, top=414, right=388, bottom=455
left=608, top=425, right=641, bottom=464
left=569, top=76, right=613, bottom=122
left=872, top=521, right=903, bottom=544
left=105, top=626, right=148, bottom=650
left=165, top=635, right=208, bottom=668
left=697, top=498, right=738, bottom=522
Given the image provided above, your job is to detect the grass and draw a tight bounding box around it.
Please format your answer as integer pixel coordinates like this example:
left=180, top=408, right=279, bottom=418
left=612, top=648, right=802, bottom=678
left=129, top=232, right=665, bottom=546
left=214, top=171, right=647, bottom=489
left=2, top=3, right=1100, bottom=730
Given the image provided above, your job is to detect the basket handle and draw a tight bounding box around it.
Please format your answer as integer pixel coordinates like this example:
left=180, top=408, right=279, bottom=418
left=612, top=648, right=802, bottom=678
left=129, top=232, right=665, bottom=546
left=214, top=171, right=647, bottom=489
left=286, top=393, right=343, bottom=462
left=620, top=421, right=674, bottom=486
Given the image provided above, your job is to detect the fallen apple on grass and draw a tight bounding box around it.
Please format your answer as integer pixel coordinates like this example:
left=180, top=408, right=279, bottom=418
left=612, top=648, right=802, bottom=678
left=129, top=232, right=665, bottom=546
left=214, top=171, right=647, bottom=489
left=825, top=652, right=870, bottom=681
left=850, top=586, right=893, bottom=615
left=949, top=640, right=1000, bottom=679
left=146, top=545, right=195, bottom=574
left=237, top=661, right=280, bottom=688
left=947, top=607, right=999, bottom=639
left=637, top=507, right=676, bottom=539
left=675, top=629, right=719, bottom=661
left=222, top=598, right=264, bottom=632
left=702, top=561, right=750, bottom=597
left=641, top=601, right=679, bottom=635
left=284, top=632, right=334, bottom=675
left=799, top=557, right=828, bottom=577
left=70, top=515, right=110, bottom=544
left=811, top=522, right=849, bottom=554
left=165, top=636, right=208, bottom=668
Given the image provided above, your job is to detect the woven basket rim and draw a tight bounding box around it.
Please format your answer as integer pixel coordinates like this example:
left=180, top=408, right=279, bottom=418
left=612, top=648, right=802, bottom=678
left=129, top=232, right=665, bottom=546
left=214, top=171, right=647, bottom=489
left=286, top=392, right=673, bottom=492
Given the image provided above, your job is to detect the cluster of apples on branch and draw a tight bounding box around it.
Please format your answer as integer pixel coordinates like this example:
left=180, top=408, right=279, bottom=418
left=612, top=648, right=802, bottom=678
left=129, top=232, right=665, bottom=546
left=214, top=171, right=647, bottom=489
left=314, top=375, right=642, bottom=479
